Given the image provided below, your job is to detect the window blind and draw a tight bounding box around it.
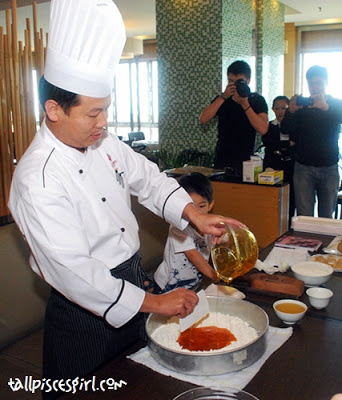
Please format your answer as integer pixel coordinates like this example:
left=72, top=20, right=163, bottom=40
left=302, top=29, right=342, bottom=52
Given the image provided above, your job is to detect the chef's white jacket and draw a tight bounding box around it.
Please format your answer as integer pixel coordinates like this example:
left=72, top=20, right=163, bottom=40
left=8, top=120, right=192, bottom=328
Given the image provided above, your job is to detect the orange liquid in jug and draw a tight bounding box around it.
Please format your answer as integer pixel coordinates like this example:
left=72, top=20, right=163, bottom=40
left=211, top=227, right=258, bottom=284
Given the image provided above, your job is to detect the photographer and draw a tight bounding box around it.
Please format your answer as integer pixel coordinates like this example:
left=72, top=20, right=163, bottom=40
left=200, top=60, right=268, bottom=170
left=281, top=65, right=342, bottom=218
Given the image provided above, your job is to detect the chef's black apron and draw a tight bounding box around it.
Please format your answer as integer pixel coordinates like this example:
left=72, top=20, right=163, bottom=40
left=42, top=253, right=150, bottom=400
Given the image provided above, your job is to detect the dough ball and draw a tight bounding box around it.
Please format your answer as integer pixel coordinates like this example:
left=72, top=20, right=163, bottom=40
left=337, top=241, right=342, bottom=253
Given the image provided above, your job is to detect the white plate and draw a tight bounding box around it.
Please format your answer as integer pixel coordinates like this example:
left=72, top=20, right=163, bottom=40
left=310, top=254, right=342, bottom=272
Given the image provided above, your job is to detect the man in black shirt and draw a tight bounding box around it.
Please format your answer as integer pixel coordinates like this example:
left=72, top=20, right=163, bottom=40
left=200, top=60, right=268, bottom=170
left=281, top=65, right=342, bottom=218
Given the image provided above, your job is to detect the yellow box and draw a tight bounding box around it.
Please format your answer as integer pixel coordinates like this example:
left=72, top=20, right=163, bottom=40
left=258, top=170, right=284, bottom=185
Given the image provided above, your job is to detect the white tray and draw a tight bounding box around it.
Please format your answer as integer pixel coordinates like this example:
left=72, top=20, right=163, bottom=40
left=291, top=216, right=342, bottom=236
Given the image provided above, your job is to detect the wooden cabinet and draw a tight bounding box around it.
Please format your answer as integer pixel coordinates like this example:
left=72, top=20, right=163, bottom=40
left=211, top=181, right=289, bottom=249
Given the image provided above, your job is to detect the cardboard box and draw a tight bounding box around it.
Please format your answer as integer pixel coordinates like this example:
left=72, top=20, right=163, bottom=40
left=243, top=160, right=261, bottom=183
left=258, top=170, right=284, bottom=185
left=250, top=155, right=263, bottom=171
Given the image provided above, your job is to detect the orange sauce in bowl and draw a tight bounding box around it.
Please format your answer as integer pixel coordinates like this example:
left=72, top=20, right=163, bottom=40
left=177, top=326, right=237, bottom=351
left=275, top=303, right=305, bottom=314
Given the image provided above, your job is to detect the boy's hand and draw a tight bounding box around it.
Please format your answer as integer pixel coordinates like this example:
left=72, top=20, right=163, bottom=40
left=211, top=271, right=220, bottom=283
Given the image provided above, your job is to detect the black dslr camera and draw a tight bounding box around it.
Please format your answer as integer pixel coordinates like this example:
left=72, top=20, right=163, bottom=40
left=296, top=95, right=314, bottom=107
left=235, top=79, right=251, bottom=98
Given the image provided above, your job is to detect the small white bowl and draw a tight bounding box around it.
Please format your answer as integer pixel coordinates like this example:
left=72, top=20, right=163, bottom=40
left=306, top=287, right=333, bottom=309
left=273, top=299, right=307, bottom=325
left=291, top=261, right=333, bottom=287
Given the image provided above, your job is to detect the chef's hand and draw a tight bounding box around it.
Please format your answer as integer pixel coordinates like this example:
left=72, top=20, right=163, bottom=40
left=182, top=203, right=246, bottom=237
left=140, top=289, right=198, bottom=318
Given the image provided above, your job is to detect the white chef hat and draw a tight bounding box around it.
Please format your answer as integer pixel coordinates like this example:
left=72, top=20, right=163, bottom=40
left=44, top=0, right=126, bottom=98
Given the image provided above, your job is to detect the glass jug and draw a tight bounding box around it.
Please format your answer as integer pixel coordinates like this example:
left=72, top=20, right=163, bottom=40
left=211, top=224, right=258, bottom=284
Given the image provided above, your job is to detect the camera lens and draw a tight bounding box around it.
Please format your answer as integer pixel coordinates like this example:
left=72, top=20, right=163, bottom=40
left=235, top=79, right=250, bottom=98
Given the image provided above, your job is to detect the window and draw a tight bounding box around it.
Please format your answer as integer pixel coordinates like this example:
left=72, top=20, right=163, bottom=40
left=107, top=59, right=159, bottom=142
left=299, top=52, right=342, bottom=98
left=297, top=26, right=342, bottom=97
left=297, top=26, right=342, bottom=153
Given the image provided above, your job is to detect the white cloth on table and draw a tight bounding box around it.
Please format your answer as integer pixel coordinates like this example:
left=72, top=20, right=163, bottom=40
left=254, top=247, right=309, bottom=274
left=204, top=283, right=246, bottom=300
left=127, top=326, right=292, bottom=390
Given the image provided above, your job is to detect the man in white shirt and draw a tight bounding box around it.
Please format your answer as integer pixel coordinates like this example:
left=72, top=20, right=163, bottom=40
left=8, top=1, right=242, bottom=398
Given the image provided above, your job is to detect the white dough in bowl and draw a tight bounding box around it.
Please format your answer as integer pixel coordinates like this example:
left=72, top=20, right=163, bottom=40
left=292, top=262, right=332, bottom=276
left=151, top=312, right=258, bottom=354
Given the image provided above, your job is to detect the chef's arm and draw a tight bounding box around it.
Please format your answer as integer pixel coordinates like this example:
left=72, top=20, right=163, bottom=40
left=140, top=288, right=198, bottom=318
left=182, top=203, right=244, bottom=237
left=199, top=97, right=225, bottom=124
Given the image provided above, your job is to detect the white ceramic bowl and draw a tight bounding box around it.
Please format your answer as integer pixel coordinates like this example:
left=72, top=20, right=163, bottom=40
left=291, top=261, right=333, bottom=287
left=273, top=299, right=307, bottom=325
left=306, top=287, right=333, bottom=309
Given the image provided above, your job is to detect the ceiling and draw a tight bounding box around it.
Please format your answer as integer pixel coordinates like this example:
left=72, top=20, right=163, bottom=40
left=0, top=0, right=341, bottom=38
left=279, top=0, right=342, bottom=24
left=0, top=0, right=156, bottom=38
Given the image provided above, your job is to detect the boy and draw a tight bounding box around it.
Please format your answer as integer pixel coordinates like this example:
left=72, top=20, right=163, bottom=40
left=154, top=172, right=220, bottom=291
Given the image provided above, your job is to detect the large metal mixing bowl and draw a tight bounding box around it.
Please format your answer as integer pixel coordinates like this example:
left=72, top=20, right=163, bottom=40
left=146, top=296, right=269, bottom=376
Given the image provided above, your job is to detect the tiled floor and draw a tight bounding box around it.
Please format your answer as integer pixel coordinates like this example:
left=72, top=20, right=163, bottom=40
left=0, top=329, right=43, bottom=399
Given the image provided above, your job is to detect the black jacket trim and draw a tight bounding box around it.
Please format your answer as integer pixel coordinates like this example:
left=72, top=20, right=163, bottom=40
left=42, top=148, right=56, bottom=188
left=162, top=186, right=181, bottom=219
left=103, top=279, right=125, bottom=322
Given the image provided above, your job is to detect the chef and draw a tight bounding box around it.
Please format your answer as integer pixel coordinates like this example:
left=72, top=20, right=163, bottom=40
left=8, top=1, right=242, bottom=398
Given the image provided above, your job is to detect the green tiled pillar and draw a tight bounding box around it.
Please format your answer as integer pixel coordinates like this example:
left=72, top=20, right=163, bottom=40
left=259, top=0, right=285, bottom=118
left=156, top=0, right=284, bottom=157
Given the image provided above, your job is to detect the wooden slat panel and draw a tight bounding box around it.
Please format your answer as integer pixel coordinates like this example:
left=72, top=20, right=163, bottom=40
left=0, top=0, right=48, bottom=11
